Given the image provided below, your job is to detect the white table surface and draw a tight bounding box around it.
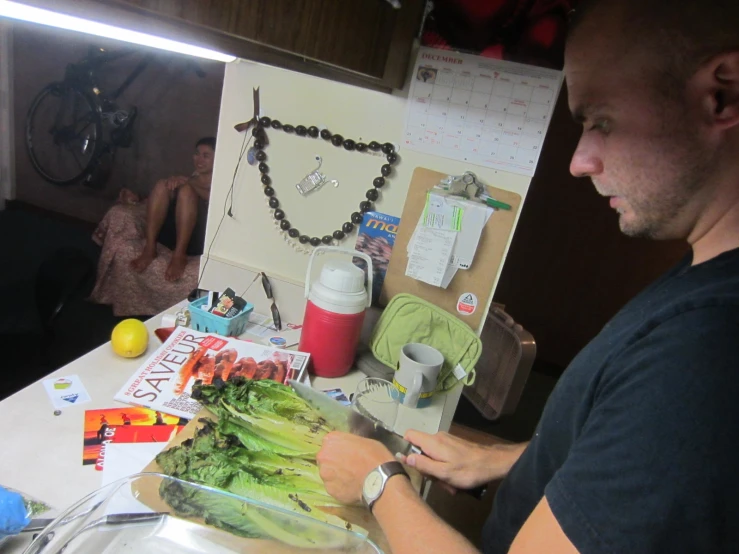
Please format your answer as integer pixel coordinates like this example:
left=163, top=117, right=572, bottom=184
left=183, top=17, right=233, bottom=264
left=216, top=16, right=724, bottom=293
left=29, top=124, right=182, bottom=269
left=0, top=301, right=450, bottom=551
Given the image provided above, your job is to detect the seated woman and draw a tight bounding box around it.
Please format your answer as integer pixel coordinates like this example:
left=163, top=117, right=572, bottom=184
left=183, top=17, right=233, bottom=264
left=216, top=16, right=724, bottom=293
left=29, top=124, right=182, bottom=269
left=90, top=137, right=216, bottom=316
left=132, top=136, right=215, bottom=281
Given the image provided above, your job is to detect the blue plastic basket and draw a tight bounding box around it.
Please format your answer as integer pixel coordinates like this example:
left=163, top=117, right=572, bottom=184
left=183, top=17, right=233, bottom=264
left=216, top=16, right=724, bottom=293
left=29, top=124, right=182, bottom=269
left=188, top=296, right=254, bottom=337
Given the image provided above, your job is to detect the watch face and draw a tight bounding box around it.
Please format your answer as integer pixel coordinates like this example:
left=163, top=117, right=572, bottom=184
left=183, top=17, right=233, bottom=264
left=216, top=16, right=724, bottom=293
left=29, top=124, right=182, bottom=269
left=363, top=470, right=384, bottom=500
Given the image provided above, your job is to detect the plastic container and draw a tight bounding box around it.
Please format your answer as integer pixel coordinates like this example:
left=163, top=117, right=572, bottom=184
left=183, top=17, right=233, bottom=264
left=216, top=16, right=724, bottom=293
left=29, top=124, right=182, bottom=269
left=299, top=247, right=373, bottom=378
left=23, top=473, right=382, bottom=553
left=188, top=296, right=253, bottom=337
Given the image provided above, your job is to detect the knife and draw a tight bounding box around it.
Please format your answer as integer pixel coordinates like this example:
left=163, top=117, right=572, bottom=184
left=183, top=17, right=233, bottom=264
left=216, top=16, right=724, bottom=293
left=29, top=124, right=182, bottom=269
left=289, top=379, right=422, bottom=457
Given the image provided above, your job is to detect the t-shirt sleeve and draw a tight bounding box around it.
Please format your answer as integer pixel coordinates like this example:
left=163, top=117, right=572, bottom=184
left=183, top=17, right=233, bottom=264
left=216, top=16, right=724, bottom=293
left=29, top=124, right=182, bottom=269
left=545, top=306, right=739, bottom=554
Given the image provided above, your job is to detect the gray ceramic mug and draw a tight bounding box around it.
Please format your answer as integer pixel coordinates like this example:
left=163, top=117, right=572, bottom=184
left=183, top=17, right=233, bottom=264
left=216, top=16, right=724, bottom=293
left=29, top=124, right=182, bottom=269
left=393, top=343, right=444, bottom=408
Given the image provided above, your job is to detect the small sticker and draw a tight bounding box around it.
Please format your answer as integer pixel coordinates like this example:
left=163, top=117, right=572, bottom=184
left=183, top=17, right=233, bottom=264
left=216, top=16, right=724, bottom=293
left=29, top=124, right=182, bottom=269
left=270, top=337, right=287, bottom=346
left=62, top=394, right=79, bottom=404
left=457, top=293, right=478, bottom=315
left=453, top=364, right=467, bottom=380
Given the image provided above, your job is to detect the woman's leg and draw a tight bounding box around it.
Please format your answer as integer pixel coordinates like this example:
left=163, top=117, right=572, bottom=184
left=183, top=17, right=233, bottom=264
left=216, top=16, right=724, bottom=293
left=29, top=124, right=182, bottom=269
left=165, top=183, right=198, bottom=281
left=131, top=179, right=171, bottom=272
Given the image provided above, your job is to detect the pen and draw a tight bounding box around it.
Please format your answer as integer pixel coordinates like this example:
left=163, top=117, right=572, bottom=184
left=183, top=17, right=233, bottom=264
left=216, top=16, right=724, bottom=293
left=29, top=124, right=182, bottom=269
left=481, top=196, right=512, bottom=211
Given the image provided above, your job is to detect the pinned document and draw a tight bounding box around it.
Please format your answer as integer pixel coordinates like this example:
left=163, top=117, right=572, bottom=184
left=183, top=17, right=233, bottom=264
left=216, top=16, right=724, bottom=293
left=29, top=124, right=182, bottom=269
left=405, top=227, right=457, bottom=287
left=406, top=192, right=493, bottom=289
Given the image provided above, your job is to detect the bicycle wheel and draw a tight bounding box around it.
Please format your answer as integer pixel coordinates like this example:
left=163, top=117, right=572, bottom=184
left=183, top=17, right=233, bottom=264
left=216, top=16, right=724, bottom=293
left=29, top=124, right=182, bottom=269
left=26, top=83, right=103, bottom=185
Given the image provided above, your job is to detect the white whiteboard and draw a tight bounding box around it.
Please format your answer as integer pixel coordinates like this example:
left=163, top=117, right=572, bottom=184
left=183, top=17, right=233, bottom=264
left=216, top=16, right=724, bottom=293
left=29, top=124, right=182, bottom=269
left=205, top=58, right=535, bottom=297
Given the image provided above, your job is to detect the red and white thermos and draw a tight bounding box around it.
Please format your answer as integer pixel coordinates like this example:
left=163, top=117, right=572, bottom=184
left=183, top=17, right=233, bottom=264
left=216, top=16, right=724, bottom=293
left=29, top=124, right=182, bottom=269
left=298, top=247, right=373, bottom=378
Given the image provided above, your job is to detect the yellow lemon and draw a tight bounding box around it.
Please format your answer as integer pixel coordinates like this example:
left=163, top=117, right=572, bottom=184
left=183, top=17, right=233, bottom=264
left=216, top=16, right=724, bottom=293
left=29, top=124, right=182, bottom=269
left=111, top=319, right=149, bottom=358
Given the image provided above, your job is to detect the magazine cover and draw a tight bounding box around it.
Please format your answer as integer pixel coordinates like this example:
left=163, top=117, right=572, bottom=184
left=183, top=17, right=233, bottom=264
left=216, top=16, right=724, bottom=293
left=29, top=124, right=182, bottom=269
left=354, top=211, right=401, bottom=305
left=114, top=328, right=310, bottom=419
left=82, top=407, right=185, bottom=470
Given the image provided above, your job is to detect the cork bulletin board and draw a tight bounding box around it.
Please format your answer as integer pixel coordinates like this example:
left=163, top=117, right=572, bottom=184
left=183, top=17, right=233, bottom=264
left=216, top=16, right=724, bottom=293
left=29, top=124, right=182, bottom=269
left=380, top=167, right=522, bottom=332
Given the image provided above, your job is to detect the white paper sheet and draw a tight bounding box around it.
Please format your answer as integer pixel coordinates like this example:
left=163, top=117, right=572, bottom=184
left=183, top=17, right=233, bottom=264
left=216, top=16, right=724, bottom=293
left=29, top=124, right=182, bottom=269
left=102, top=443, right=167, bottom=515
left=404, top=47, right=563, bottom=177
left=42, top=374, right=91, bottom=409
left=450, top=202, right=494, bottom=269
left=423, top=192, right=463, bottom=231
left=405, top=227, right=457, bottom=287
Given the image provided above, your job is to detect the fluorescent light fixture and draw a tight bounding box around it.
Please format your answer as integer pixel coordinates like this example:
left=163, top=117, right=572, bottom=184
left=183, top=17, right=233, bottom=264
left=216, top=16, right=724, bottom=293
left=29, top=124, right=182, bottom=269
left=0, top=0, right=237, bottom=62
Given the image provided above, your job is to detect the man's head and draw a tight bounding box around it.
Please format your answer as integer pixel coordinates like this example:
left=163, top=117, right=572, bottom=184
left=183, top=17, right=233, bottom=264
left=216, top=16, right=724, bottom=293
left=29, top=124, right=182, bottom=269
left=565, top=0, right=739, bottom=241
left=193, top=136, right=216, bottom=175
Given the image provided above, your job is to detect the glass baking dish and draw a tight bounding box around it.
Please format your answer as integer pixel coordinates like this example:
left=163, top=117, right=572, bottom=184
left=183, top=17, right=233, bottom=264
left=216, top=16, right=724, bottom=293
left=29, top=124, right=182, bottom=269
left=23, top=473, right=381, bottom=553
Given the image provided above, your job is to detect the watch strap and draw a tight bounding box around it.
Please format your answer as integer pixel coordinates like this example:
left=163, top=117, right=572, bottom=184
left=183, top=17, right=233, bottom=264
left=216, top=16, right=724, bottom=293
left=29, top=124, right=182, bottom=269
left=365, top=461, right=409, bottom=512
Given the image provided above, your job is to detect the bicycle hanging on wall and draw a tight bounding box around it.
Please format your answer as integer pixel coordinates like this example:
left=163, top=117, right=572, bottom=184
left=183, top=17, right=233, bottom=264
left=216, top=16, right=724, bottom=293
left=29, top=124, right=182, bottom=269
left=25, top=46, right=206, bottom=187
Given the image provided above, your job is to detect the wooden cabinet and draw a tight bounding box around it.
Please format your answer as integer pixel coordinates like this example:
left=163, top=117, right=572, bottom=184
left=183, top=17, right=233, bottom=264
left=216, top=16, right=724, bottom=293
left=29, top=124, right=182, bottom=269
left=26, top=0, right=425, bottom=90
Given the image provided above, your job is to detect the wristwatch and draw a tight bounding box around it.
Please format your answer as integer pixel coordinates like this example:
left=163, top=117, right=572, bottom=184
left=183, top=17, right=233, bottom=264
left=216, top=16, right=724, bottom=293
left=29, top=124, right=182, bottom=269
left=362, top=461, right=409, bottom=512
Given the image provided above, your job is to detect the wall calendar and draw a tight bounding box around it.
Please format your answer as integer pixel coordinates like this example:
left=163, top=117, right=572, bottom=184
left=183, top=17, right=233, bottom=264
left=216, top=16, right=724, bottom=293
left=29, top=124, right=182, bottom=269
left=404, top=47, right=563, bottom=177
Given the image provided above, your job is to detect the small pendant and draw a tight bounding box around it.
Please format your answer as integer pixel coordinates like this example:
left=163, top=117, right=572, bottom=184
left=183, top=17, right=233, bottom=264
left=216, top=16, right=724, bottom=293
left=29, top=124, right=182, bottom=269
left=296, top=156, right=339, bottom=196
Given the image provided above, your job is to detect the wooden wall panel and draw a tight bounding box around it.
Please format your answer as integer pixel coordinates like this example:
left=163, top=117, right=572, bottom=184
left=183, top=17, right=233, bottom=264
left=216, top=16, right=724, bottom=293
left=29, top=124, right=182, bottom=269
left=108, top=0, right=410, bottom=80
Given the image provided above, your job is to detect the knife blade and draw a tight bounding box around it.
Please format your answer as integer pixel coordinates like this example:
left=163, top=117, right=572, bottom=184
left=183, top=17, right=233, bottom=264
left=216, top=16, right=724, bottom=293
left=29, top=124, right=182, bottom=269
left=289, top=380, right=422, bottom=457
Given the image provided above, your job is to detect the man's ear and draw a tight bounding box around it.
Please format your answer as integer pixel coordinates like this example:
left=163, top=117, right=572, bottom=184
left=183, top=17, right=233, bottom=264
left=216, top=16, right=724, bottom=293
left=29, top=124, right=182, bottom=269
left=696, top=51, right=739, bottom=130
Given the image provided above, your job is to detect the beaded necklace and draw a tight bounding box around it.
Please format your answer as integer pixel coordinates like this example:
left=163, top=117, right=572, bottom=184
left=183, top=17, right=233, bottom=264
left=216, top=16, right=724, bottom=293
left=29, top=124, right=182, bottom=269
left=250, top=116, right=399, bottom=251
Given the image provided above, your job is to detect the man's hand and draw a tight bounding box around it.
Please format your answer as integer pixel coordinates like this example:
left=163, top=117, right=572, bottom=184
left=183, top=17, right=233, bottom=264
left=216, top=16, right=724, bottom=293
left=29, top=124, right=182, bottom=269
left=402, top=430, right=527, bottom=490
left=164, top=175, right=189, bottom=192
left=316, top=431, right=397, bottom=504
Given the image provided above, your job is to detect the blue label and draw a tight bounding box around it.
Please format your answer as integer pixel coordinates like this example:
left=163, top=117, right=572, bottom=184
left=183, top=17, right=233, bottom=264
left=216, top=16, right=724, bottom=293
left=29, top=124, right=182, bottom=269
left=269, top=337, right=287, bottom=346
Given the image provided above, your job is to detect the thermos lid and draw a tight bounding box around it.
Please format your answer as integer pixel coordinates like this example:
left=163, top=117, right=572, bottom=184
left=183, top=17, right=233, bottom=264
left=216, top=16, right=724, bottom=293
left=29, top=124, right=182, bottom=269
left=318, top=260, right=366, bottom=294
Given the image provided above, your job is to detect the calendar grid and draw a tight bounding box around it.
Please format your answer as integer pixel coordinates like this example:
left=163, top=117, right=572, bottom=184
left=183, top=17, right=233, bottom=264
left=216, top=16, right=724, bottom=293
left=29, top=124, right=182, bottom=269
left=404, top=48, right=563, bottom=177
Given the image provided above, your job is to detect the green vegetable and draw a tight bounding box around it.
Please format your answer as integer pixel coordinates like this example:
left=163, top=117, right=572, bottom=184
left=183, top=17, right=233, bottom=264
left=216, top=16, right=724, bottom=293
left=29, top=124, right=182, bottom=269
left=156, top=379, right=362, bottom=545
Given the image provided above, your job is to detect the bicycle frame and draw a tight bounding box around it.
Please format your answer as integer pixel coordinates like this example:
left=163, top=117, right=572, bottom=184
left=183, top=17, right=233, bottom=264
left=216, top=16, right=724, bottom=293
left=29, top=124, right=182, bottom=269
left=63, top=47, right=154, bottom=103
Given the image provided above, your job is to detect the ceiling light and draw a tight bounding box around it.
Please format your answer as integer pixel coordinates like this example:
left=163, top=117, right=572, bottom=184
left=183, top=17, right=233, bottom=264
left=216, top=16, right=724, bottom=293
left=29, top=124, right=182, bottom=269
left=0, top=0, right=236, bottom=63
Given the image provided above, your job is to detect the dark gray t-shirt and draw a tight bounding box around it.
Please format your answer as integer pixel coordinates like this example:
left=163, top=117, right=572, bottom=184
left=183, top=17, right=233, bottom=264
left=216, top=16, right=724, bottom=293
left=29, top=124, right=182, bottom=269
left=484, top=247, right=739, bottom=553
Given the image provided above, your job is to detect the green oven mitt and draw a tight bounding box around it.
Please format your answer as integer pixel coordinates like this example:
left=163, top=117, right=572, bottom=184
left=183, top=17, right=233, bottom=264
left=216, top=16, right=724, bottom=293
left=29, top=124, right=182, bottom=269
left=370, top=294, right=482, bottom=391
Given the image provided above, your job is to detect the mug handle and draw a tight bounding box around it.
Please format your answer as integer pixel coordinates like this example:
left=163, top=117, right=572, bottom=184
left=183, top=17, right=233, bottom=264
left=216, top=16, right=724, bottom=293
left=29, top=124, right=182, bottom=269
left=404, top=370, right=424, bottom=408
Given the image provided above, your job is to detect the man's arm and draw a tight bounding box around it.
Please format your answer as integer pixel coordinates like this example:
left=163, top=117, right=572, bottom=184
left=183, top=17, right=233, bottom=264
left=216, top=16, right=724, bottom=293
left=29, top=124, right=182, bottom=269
left=317, top=430, right=530, bottom=554
left=508, top=497, right=578, bottom=554
left=371, top=470, right=479, bottom=554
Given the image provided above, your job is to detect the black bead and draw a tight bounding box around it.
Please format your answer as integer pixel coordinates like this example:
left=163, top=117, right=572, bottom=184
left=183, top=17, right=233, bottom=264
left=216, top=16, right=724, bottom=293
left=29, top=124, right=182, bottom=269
left=320, top=129, right=332, bottom=140
left=280, top=220, right=291, bottom=231
left=322, top=235, right=333, bottom=244
left=288, top=228, right=300, bottom=238
left=256, top=151, right=266, bottom=162
left=310, top=237, right=322, bottom=247
left=299, top=235, right=310, bottom=244
left=368, top=141, right=381, bottom=151
left=386, top=152, right=398, bottom=164
left=295, top=125, right=307, bottom=136
left=342, top=139, right=355, bottom=151
left=271, top=120, right=282, bottom=129
left=360, top=201, right=373, bottom=213
left=373, top=177, right=385, bottom=188
left=381, top=164, right=392, bottom=177
left=308, top=126, right=319, bottom=138
left=351, top=212, right=364, bottom=224
left=258, top=162, right=269, bottom=173
left=382, top=142, right=395, bottom=154
left=342, top=222, right=354, bottom=233
left=273, top=208, right=285, bottom=220
left=252, top=127, right=262, bottom=137
left=333, top=230, right=345, bottom=240
left=366, top=189, right=379, bottom=201
left=331, top=134, right=344, bottom=147
left=263, top=186, right=275, bottom=197
left=261, top=174, right=271, bottom=185
left=253, top=139, right=264, bottom=150
left=356, top=142, right=368, bottom=152
left=269, top=197, right=279, bottom=209
left=283, top=124, right=295, bottom=133
left=259, top=116, right=271, bottom=127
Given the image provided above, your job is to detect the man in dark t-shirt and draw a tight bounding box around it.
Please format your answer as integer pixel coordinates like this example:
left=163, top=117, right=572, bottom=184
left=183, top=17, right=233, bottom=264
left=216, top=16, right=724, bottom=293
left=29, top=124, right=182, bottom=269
left=315, top=1, right=739, bottom=552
